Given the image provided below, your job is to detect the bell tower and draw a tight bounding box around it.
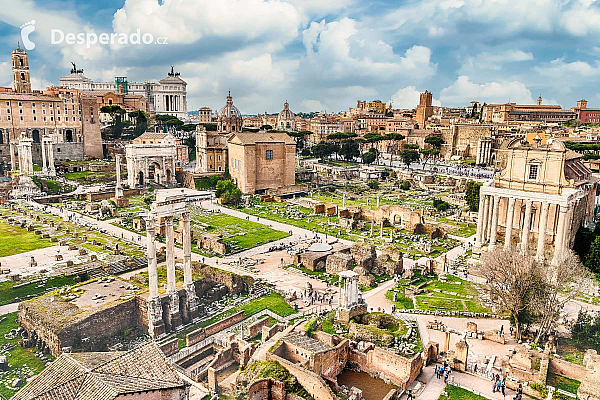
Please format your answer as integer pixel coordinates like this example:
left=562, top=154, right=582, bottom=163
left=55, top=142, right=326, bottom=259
left=12, top=43, right=32, bottom=93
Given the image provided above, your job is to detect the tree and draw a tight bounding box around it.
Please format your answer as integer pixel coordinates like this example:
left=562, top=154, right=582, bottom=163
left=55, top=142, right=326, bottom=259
left=399, top=180, right=411, bottom=190
left=362, top=148, right=378, bottom=164
left=183, top=134, right=196, bottom=161
left=339, top=139, right=360, bottom=161
left=531, top=251, right=592, bottom=343
left=128, top=110, right=148, bottom=137
left=326, top=132, right=357, bottom=142
left=420, top=148, right=440, bottom=164
left=424, top=136, right=444, bottom=149
left=479, top=247, right=546, bottom=340
left=367, top=179, right=379, bottom=189
left=433, top=198, right=450, bottom=211
left=587, top=235, right=600, bottom=274
left=465, top=181, right=482, bottom=212
left=300, top=148, right=311, bottom=157
left=101, top=105, right=126, bottom=138
left=215, top=179, right=242, bottom=205
left=400, top=144, right=420, bottom=168
left=260, top=124, right=273, bottom=131
left=384, top=132, right=405, bottom=165
left=311, top=142, right=335, bottom=161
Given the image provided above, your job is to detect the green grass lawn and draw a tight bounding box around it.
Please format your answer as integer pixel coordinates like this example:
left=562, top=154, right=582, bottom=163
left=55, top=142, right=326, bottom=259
left=386, top=273, right=490, bottom=314
left=0, top=221, right=53, bottom=256
left=0, top=275, right=78, bottom=306
left=439, top=385, right=488, bottom=400
left=199, top=292, right=295, bottom=329
left=191, top=210, right=290, bottom=253
left=547, top=372, right=581, bottom=394
left=0, top=312, right=52, bottom=399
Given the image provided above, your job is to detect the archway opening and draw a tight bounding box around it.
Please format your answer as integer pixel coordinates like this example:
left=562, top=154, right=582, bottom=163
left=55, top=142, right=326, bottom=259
left=65, top=129, right=73, bottom=143
left=32, top=129, right=40, bottom=143
left=138, top=171, right=144, bottom=185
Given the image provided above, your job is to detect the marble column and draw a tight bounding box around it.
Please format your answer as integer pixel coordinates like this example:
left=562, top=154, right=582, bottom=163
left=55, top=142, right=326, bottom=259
left=489, top=195, right=500, bottom=248
left=520, top=200, right=533, bottom=255
left=145, top=216, right=165, bottom=338
left=552, top=205, right=569, bottom=266
left=504, top=197, right=516, bottom=250
left=182, top=212, right=199, bottom=319
left=146, top=218, right=159, bottom=299
left=115, top=154, right=123, bottom=198
left=474, top=194, right=486, bottom=249
left=562, top=205, right=575, bottom=251
left=165, top=215, right=182, bottom=329
left=46, top=137, right=56, bottom=176
left=380, top=220, right=384, bottom=238
left=9, top=141, right=15, bottom=171
left=343, top=193, right=346, bottom=208
left=536, top=202, right=550, bottom=262
left=481, top=195, right=490, bottom=242
left=376, top=196, right=380, bottom=208
left=165, top=216, right=176, bottom=294
left=41, top=137, right=47, bottom=175
left=486, top=195, right=494, bottom=241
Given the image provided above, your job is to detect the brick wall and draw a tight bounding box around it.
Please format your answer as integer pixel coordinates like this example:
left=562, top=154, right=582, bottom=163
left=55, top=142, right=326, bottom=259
left=248, top=316, right=270, bottom=339
left=159, top=338, right=180, bottom=357
left=549, top=358, right=588, bottom=381
left=266, top=353, right=337, bottom=400
left=186, top=311, right=245, bottom=346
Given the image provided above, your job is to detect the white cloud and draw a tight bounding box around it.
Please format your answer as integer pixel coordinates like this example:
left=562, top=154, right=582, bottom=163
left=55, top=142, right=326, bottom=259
left=112, top=0, right=301, bottom=51
left=300, top=99, right=328, bottom=112
left=460, top=50, right=533, bottom=73
left=440, top=76, right=534, bottom=105
left=534, top=58, right=600, bottom=93
left=390, top=86, right=441, bottom=109
left=301, top=18, right=436, bottom=83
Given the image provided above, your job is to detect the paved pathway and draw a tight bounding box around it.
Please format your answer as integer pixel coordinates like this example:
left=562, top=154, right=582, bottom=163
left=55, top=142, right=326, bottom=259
left=401, top=364, right=527, bottom=399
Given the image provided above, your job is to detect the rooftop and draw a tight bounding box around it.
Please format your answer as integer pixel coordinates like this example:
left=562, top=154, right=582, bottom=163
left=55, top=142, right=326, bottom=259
left=12, top=342, right=184, bottom=400
left=283, top=332, right=332, bottom=354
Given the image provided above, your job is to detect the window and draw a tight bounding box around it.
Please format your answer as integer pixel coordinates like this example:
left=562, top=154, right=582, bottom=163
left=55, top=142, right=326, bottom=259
left=528, top=164, right=539, bottom=180
left=33, top=116, right=36, bottom=121
left=266, top=150, right=273, bottom=160
left=19, top=116, right=23, bottom=121
left=5, top=101, right=9, bottom=106
left=32, top=109, right=36, bottom=114
left=32, top=103, right=35, bottom=107
left=18, top=102, right=22, bottom=107
left=42, top=103, right=45, bottom=107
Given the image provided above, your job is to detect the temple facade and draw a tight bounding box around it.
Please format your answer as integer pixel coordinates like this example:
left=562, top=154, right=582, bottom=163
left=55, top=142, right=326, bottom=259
left=474, top=136, right=596, bottom=265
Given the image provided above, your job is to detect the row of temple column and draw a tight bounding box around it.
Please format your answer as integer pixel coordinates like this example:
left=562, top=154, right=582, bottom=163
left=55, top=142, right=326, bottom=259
left=40, top=135, right=56, bottom=177
left=145, top=211, right=198, bottom=338
left=475, top=193, right=576, bottom=265
left=338, top=273, right=359, bottom=309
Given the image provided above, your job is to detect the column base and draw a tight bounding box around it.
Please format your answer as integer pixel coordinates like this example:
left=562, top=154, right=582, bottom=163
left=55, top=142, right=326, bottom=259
left=168, top=292, right=183, bottom=331
left=147, top=296, right=166, bottom=338
left=185, top=283, right=200, bottom=321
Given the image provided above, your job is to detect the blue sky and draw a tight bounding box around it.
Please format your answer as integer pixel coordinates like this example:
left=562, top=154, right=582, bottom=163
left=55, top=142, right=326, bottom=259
left=1, top=0, right=600, bottom=114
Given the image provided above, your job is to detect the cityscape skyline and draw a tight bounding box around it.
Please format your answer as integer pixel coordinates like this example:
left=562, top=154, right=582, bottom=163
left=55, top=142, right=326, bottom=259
left=0, top=0, right=600, bottom=114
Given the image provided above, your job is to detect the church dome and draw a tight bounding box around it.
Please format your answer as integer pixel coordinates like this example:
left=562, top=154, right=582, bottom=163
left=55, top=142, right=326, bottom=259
left=218, top=91, right=241, bottom=119
left=277, top=101, right=294, bottom=121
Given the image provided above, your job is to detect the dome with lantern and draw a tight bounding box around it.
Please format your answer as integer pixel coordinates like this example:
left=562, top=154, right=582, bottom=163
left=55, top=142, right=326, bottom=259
left=217, top=91, right=243, bottom=133
left=276, top=101, right=295, bottom=131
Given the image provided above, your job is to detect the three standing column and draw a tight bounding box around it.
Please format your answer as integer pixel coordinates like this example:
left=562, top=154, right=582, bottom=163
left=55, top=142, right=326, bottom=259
left=552, top=205, right=569, bottom=266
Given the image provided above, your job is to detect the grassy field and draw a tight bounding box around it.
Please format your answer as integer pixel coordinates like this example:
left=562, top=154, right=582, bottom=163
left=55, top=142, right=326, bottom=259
left=387, top=272, right=490, bottom=313
left=199, top=292, right=295, bottom=329
left=547, top=372, right=581, bottom=394
left=0, top=221, right=53, bottom=256
left=0, top=275, right=77, bottom=306
left=439, top=385, right=488, bottom=400
left=191, top=210, right=290, bottom=253
left=0, top=312, right=52, bottom=399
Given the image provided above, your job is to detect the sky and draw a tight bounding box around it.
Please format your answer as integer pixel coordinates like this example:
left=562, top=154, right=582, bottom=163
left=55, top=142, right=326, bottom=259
left=1, top=0, right=600, bottom=114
